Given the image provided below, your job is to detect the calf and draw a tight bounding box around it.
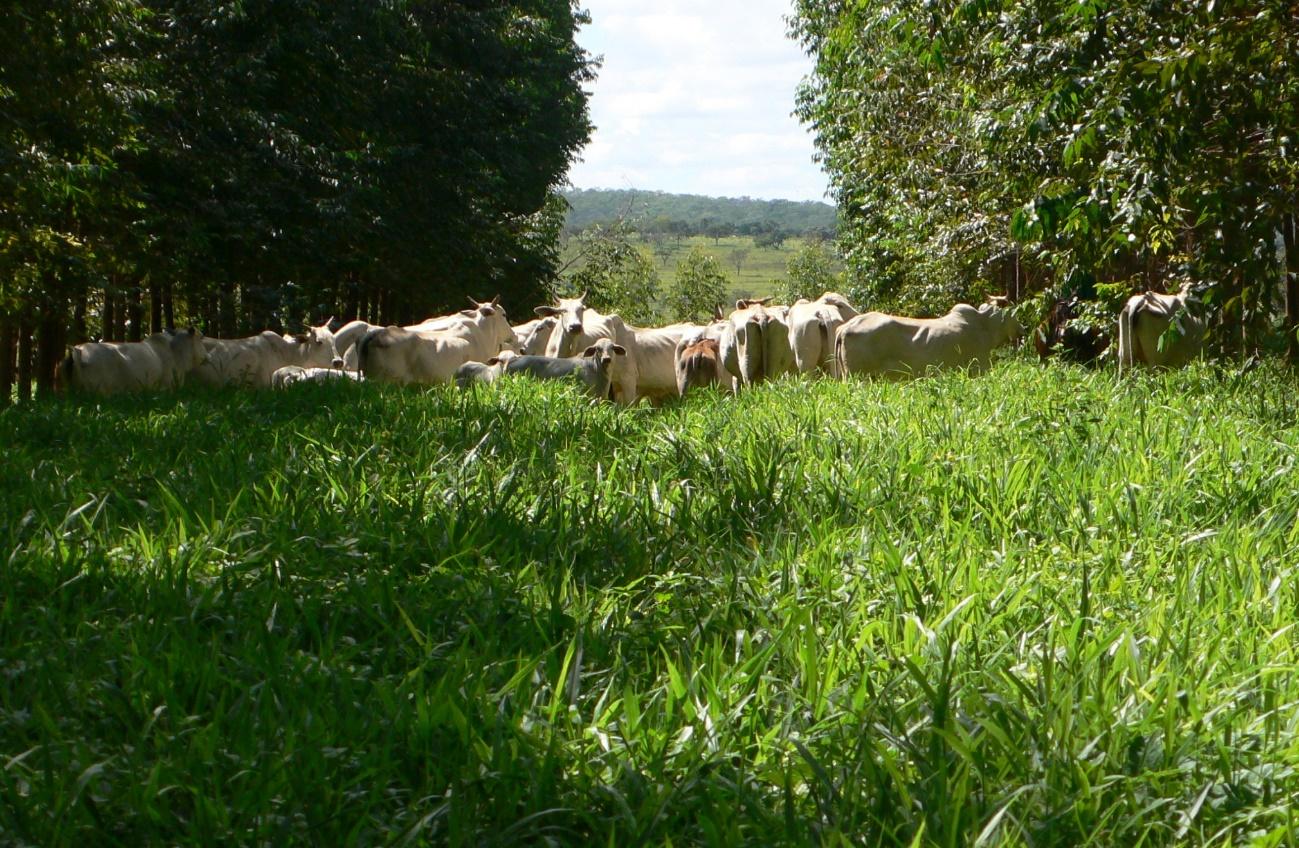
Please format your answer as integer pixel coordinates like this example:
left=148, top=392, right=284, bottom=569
left=503, top=338, right=627, bottom=400
left=453, top=350, right=518, bottom=389
left=271, top=366, right=364, bottom=388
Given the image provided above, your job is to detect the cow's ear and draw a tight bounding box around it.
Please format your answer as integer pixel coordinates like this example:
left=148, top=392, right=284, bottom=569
left=713, top=304, right=725, bottom=320
left=612, top=344, right=627, bottom=356
left=535, top=306, right=561, bottom=317
left=735, top=299, right=748, bottom=310
left=582, top=345, right=598, bottom=357
left=486, top=357, right=502, bottom=366
left=460, top=309, right=477, bottom=317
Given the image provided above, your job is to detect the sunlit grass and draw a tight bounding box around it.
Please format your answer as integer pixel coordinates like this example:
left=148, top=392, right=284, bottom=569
left=2, top=359, right=1298, bottom=845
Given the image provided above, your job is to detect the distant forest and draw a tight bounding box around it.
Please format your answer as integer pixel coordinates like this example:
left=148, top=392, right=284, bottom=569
left=563, top=188, right=839, bottom=238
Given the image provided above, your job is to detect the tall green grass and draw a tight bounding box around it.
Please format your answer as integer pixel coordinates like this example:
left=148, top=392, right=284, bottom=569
left=2, top=360, right=1298, bottom=845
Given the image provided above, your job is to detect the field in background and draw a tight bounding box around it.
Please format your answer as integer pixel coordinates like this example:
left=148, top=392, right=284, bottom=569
left=4, top=360, right=1299, bottom=844
left=560, top=234, right=845, bottom=301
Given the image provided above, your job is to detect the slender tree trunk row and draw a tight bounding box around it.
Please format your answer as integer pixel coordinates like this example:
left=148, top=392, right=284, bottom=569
left=1284, top=212, right=1299, bottom=366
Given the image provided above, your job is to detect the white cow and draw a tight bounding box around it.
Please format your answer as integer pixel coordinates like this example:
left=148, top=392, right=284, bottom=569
left=535, top=295, right=640, bottom=404
left=835, top=300, right=1022, bottom=379
left=335, top=320, right=382, bottom=369
left=271, top=366, right=365, bottom=388
left=512, top=316, right=557, bottom=355
left=502, top=339, right=627, bottom=400
left=61, top=329, right=207, bottom=395
left=195, top=319, right=343, bottom=387
left=724, top=298, right=796, bottom=388
left=358, top=297, right=515, bottom=384
left=454, top=350, right=519, bottom=389
left=1116, top=285, right=1206, bottom=370
left=787, top=292, right=858, bottom=376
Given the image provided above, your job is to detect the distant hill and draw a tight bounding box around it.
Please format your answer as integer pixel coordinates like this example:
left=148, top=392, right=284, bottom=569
left=563, top=188, right=838, bottom=236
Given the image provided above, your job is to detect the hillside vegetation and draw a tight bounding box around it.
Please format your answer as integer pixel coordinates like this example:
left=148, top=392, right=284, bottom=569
left=4, top=361, right=1298, bottom=844
left=563, top=188, right=838, bottom=236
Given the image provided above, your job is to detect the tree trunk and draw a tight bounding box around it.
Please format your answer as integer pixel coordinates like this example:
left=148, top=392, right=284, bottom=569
left=162, top=281, right=175, bottom=330
left=127, top=285, right=144, bottom=341
left=150, top=279, right=163, bottom=333
left=0, top=315, right=14, bottom=407
left=220, top=285, right=236, bottom=338
left=36, top=305, right=65, bottom=397
left=102, top=288, right=117, bottom=342
left=72, top=294, right=88, bottom=344
left=1284, top=213, right=1299, bottom=365
left=17, top=317, right=33, bottom=403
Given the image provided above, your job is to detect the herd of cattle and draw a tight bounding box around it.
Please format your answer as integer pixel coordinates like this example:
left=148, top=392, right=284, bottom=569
left=56, top=284, right=1206, bottom=400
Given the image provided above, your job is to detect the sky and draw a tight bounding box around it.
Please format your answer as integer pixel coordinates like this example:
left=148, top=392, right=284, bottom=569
left=566, top=0, right=831, bottom=204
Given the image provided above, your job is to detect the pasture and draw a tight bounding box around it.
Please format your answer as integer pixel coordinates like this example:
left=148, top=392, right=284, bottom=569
left=561, top=235, right=842, bottom=299
left=3, top=360, right=1298, bottom=845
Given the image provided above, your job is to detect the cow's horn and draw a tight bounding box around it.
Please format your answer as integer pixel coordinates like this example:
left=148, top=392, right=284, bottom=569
left=467, top=296, right=481, bottom=308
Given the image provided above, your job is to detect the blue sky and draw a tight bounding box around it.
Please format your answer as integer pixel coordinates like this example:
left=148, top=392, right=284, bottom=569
left=566, top=1, right=831, bottom=203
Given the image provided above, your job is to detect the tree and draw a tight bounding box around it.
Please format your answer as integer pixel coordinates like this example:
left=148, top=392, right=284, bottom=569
left=777, top=240, right=842, bottom=304
left=731, top=248, right=751, bottom=278
left=562, top=222, right=661, bottom=326
left=666, top=247, right=729, bottom=323
left=791, top=0, right=1299, bottom=348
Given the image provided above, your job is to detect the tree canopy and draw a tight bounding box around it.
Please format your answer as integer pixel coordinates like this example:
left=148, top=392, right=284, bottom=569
left=2, top=0, right=595, bottom=394
left=791, top=0, right=1299, bottom=348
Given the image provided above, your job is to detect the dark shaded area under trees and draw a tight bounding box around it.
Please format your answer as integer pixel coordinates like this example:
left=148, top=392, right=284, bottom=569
left=0, top=0, right=594, bottom=400
left=791, top=0, right=1299, bottom=358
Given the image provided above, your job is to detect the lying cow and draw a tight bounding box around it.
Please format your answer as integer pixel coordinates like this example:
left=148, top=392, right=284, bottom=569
left=675, top=334, right=725, bottom=396
left=502, top=338, right=627, bottom=400
left=358, top=296, right=515, bottom=384
left=1116, top=285, right=1205, bottom=370
left=61, top=328, right=207, bottom=395
left=836, top=299, right=1022, bottom=378
left=271, top=366, right=365, bottom=388
left=195, top=319, right=343, bottom=387
left=1034, top=297, right=1110, bottom=364
left=453, top=350, right=518, bottom=389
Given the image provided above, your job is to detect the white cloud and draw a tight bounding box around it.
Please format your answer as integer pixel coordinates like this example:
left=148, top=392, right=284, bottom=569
left=567, top=0, right=830, bottom=203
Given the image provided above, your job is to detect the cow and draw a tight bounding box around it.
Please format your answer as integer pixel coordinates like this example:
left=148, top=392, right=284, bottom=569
left=60, top=328, right=207, bottom=395
left=787, top=292, right=858, bottom=376
left=357, top=296, right=515, bottom=384
left=453, top=350, right=519, bottom=389
left=271, top=366, right=365, bottom=388
left=1116, top=285, right=1205, bottom=370
left=535, top=294, right=641, bottom=403
left=502, top=338, right=627, bottom=400
left=512, top=316, right=557, bottom=355
left=194, top=319, right=343, bottom=387
left=1032, top=297, right=1111, bottom=364
left=724, top=298, right=796, bottom=388
left=335, top=320, right=382, bottom=369
left=675, top=334, right=725, bottom=396
left=625, top=322, right=703, bottom=404
left=835, top=299, right=1023, bottom=379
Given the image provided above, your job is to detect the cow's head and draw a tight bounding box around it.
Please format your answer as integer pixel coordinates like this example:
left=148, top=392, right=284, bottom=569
left=978, top=297, right=1023, bottom=345
left=536, top=292, right=586, bottom=336
left=459, top=295, right=514, bottom=353
left=294, top=318, right=345, bottom=368
left=582, top=338, right=627, bottom=375
left=518, top=315, right=556, bottom=355
left=166, top=327, right=208, bottom=367
left=537, top=293, right=590, bottom=357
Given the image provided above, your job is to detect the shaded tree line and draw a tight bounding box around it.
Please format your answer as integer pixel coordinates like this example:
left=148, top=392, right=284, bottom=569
left=0, top=0, right=594, bottom=401
left=791, top=0, right=1299, bottom=358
